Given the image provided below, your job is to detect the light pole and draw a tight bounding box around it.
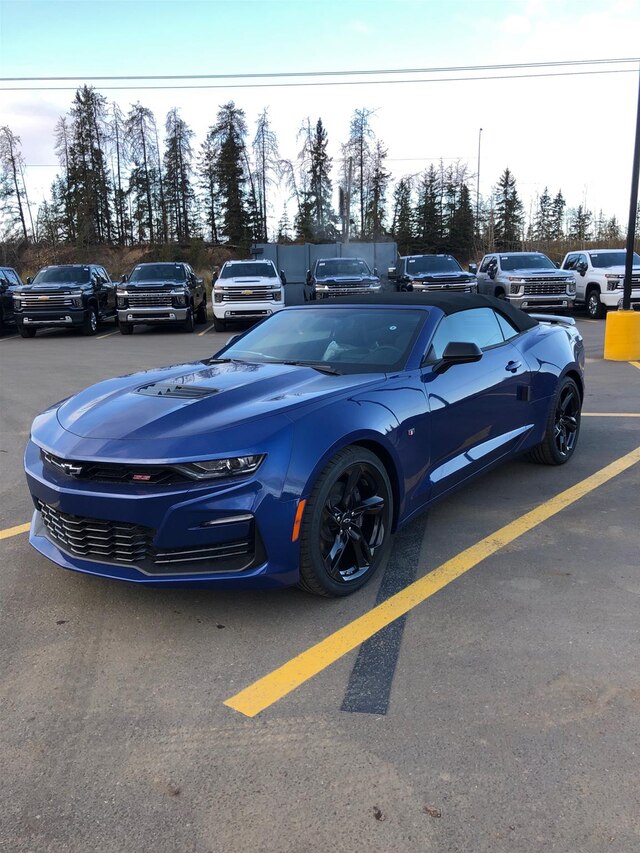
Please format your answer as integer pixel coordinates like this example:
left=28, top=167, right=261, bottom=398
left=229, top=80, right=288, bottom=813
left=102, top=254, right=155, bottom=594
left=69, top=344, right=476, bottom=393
left=476, top=127, right=483, bottom=224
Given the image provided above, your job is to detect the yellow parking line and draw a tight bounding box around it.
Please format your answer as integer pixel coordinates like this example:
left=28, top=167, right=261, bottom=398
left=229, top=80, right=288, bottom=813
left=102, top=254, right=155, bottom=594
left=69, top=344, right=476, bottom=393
left=631, top=361, right=640, bottom=371
left=0, top=522, right=31, bottom=541
left=198, top=322, right=215, bottom=337
left=583, top=412, right=640, bottom=417
left=224, top=444, right=640, bottom=718
left=96, top=329, right=119, bottom=340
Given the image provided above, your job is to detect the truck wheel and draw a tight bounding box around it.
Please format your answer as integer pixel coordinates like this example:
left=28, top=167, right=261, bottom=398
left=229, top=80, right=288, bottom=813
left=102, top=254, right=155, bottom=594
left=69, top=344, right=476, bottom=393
left=495, top=288, right=506, bottom=300
left=586, top=287, right=605, bottom=319
left=213, top=316, right=227, bottom=332
left=82, top=306, right=99, bottom=336
left=18, top=324, right=36, bottom=338
left=196, top=298, right=208, bottom=324
left=119, top=322, right=133, bottom=335
left=182, top=309, right=195, bottom=333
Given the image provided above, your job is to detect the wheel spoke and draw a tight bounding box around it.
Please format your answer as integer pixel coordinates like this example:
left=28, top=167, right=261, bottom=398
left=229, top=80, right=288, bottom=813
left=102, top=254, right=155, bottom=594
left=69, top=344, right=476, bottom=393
left=340, top=465, right=363, bottom=510
left=349, top=527, right=372, bottom=569
left=350, top=494, right=385, bottom=515
left=324, top=531, right=348, bottom=577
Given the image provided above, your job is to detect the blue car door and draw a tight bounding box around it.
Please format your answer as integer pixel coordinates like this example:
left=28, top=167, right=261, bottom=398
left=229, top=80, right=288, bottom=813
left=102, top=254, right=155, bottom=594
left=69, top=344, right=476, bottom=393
left=420, top=307, right=532, bottom=500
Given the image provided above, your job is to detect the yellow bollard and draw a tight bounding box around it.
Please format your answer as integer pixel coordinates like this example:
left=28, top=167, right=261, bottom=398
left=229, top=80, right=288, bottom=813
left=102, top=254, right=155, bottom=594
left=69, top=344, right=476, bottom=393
left=603, top=310, right=640, bottom=360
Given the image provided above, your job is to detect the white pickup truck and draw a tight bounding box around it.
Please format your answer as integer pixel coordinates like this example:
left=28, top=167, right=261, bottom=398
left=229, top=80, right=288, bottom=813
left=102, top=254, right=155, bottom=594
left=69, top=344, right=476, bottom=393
left=212, top=259, right=286, bottom=331
left=561, top=248, right=640, bottom=319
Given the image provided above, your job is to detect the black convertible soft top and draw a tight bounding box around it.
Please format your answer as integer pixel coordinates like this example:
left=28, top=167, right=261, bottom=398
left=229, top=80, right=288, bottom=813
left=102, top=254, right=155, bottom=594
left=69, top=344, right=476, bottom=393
left=310, top=292, right=539, bottom=333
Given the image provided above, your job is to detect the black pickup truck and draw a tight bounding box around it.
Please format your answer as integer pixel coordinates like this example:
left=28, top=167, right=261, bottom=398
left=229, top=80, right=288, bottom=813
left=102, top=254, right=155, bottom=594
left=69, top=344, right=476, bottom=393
left=13, top=264, right=117, bottom=337
left=0, top=266, right=24, bottom=332
left=116, top=262, right=207, bottom=334
left=390, top=254, right=477, bottom=293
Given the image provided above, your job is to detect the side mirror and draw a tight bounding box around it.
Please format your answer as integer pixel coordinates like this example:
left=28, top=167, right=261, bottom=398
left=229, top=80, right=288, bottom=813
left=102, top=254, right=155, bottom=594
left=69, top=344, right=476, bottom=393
left=388, top=266, right=397, bottom=281
left=554, top=261, right=561, bottom=269
left=488, top=267, right=497, bottom=280
left=576, top=262, right=587, bottom=275
left=433, top=341, right=483, bottom=373
left=373, top=267, right=378, bottom=276
left=280, top=270, right=287, bottom=285
left=26, top=276, right=33, bottom=284
left=120, top=274, right=128, bottom=283
left=305, top=270, right=312, bottom=285
left=468, top=263, right=478, bottom=274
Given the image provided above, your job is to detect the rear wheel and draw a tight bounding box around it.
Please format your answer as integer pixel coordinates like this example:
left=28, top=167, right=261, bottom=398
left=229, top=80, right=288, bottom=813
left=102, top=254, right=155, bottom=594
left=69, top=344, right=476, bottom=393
left=119, top=322, right=133, bottom=335
left=82, top=306, right=99, bottom=336
left=18, top=324, right=36, bottom=338
left=196, top=298, right=208, bottom=324
left=528, top=377, right=581, bottom=465
left=213, top=316, right=227, bottom=332
left=298, top=446, right=393, bottom=597
left=586, top=287, right=605, bottom=319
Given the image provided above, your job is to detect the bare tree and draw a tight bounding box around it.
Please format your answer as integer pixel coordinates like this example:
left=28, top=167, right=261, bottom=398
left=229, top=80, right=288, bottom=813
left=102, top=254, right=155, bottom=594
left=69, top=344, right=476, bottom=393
left=0, top=126, right=32, bottom=241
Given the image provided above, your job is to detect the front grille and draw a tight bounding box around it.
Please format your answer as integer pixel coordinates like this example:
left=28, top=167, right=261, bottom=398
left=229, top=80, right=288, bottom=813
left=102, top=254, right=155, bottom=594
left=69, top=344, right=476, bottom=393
left=36, top=500, right=258, bottom=574
left=21, top=294, right=75, bottom=307
left=413, top=283, right=469, bottom=292
left=220, top=287, right=279, bottom=301
left=127, top=292, right=173, bottom=307
left=523, top=281, right=567, bottom=295
left=42, top=450, right=189, bottom=485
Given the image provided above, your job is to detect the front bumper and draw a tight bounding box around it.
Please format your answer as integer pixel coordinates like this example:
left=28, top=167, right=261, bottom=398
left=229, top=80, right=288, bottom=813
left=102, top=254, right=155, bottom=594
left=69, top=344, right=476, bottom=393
left=16, top=308, right=87, bottom=327
left=213, top=302, right=283, bottom=321
left=118, top=307, right=189, bottom=324
left=508, top=294, right=575, bottom=311
left=24, top=439, right=300, bottom=589
left=600, top=289, right=640, bottom=308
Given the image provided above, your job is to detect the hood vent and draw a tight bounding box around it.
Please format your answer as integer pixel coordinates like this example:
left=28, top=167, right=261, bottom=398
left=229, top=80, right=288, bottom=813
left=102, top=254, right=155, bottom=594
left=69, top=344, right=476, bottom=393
left=136, top=381, right=218, bottom=399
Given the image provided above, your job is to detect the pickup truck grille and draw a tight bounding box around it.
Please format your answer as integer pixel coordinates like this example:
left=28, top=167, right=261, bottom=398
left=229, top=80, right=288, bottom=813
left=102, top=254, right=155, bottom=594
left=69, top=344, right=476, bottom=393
left=127, top=292, right=174, bottom=307
left=36, top=500, right=256, bottom=574
left=523, top=281, right=568, bottom=295
left=413, top=283, right=470, bottom=292
left=20, top=293, right=75, bottom=307
left=220, top=287, right=280, bottom=301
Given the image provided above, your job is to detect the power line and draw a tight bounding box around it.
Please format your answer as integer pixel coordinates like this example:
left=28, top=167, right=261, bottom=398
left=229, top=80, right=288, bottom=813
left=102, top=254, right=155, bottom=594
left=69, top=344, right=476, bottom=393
left=0, top=67, right=636, bottom=92
left=1, top=57, right=637, bottom=83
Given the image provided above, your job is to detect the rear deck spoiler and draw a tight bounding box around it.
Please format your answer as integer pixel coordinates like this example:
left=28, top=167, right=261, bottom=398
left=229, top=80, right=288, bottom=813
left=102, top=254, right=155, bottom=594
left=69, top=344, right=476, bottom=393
left=528, top=313, right=576, bottom=326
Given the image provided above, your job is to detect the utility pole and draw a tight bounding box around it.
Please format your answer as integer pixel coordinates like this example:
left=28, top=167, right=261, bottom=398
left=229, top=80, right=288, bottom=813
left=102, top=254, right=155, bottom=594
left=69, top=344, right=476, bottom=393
left=476, top=127, right=483, bottom=225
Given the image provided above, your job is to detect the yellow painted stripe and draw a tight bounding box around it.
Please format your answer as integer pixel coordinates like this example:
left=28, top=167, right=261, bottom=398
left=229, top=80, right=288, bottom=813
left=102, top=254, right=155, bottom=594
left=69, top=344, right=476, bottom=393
left=0, top=522, right=31, bottom=540
left=225, top=445, right=640, bottom=717
left=96, top=329, right=119, bottom=340
left=197, top=322, right=215, bottom=337
left=583, top=412, right=640, bottom=417
left=631, top=361, right=640, bottom=370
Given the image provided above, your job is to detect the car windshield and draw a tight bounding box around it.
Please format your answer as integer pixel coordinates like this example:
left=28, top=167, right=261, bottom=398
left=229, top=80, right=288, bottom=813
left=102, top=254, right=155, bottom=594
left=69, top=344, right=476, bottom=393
left=589, top=251, right=640, bottom=268
left=406, top=256, right=462, bottom=274
left=499, top=254, right=556, bottom=271
left=129, top=264, right=186, bottom=282
left=220, top=263, right=277, bottom=278
left=219, top=307, right=426, bottom=373
left=33, top=266, right=91, bottom=284
left=315, top=259, right=371, bottom=277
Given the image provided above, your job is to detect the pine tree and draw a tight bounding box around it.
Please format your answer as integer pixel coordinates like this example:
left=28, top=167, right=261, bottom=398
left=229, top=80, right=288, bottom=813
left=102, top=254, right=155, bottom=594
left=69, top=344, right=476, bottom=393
left=125, top=102, right=160, bottom=243
left=363, top=140, right=389, bottom=240
left=0, top=126, right=31, bottom=241
left=391, top=178, right=413, bottom=252
left=447, top=183, right=475, bottom=261
left=308, top=118, right=335, bottom=240
left=414, top=166, right=441, bottom=251
left=197, top=128, right=221, bottom=243
left=493, top=168, right=524, bottom=250
left=568, top=205, right=592, bottom=243
left=550, top=190, right=566, bottom=240
left=533, top=186, right=553, bottom=241
left=347, top=108, right=375, bottom=237
left=210, top=102, right=249, bottom=246
left=164, top=108, right=195, bottom=242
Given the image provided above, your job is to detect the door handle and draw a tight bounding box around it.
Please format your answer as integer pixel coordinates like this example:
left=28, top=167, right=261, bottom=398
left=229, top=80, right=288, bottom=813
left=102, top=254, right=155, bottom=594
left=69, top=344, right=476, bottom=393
left=505, top=360, right=522, bottom=373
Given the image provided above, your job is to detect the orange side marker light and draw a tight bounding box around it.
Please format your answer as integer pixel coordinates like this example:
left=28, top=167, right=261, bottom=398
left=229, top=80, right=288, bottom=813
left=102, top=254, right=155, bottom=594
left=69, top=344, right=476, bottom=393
left=291, top=499, right=307, bottom=542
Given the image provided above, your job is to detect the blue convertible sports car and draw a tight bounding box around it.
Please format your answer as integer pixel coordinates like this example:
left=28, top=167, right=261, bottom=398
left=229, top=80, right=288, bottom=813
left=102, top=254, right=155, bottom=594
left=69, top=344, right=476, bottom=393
left=25, top=294, right=585, bottom=596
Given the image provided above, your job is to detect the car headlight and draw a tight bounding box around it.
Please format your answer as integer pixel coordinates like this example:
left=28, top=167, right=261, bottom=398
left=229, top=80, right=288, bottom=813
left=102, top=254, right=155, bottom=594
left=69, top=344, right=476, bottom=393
left=179, top=454, right=265, bottom=480
left=605, top=274, right=624, bottom=290
left=13, top=297, right=23, bottom=309
left=171, top=289, right=187, bottom=306
left=509, top=283, right=523, bottom=294
left=214, top=288, right=223, bottom=303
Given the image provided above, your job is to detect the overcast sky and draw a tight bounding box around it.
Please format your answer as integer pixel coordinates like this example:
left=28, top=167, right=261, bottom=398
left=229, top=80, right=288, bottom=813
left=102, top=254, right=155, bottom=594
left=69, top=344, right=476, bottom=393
left=1, top=0, right=639, bottom=234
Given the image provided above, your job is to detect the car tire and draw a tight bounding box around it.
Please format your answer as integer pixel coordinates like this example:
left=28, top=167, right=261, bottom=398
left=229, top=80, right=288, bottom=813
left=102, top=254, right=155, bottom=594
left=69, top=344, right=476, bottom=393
left=495, top=288, right=506, bottom=300
left=182, top=309, right=195, bottom=333
left=18, top=324, right=36, bottom=338
left=82, top=306, right=99, bottom=336
left=119, top=322, right=133, bottom=335
left=213, top=316, right=226, bottom=332
left=196, top=298, right=208, bottom=324
left=298, top=446, right=393, bottom=597
left=528, top=376, right=581, bottom=466
left=586, top=287, right=605, bottom=319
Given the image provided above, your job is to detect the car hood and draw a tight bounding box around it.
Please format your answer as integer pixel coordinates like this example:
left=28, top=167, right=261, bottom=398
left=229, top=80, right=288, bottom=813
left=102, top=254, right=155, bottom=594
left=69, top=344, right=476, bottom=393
left=591, top=265, right=640, bottom=274
left=409, top=272, right=474, bottom=281
left=315, top=275, right=378, bottom=283
left=219, top=276, right=279, bottom=286
left=55, top=360, right=381, bottom=441
left=505, top=268, right=573, bottom=277
left=125, top=280, right=184, bottom=289
left=18, top=281, right=88, bottom=292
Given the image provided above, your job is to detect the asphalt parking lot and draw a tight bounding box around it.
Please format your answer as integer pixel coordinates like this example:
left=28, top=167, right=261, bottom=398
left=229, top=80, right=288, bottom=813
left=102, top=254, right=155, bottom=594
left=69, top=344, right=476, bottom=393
left=1, top=294, right=639, bottom=852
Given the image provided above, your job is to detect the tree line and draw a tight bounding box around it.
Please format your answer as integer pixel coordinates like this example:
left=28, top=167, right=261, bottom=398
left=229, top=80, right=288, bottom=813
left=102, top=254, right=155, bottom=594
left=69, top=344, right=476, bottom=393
left=0, top=86, right=631, bottom=260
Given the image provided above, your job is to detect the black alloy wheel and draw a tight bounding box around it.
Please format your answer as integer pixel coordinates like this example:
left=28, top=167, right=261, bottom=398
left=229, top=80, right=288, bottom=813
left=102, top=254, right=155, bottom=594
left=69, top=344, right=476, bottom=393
left=298, top=446, right=393, bottom=597
left=528, top=376, right=581, bottom=465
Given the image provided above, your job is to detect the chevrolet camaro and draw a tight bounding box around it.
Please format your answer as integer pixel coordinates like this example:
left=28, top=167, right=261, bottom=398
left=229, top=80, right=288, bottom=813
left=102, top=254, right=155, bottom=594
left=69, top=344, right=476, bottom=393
left=24, top=294, right=585, bottom=596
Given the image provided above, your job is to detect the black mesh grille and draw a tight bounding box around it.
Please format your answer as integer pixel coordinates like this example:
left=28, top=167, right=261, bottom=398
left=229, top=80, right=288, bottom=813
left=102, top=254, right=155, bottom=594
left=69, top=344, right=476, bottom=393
left=42, top=450, right=190, bottom=485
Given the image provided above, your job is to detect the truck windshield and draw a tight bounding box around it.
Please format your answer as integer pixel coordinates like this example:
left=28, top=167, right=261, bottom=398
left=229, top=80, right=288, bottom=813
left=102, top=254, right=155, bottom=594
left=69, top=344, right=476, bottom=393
left=220, top=263, right=277, bottom=278
left=129, top=264, right=186, bottom=282
left=589, top=251, right=640, bottom=268
left=406, top=256, right=462, bottom=274
left=499, top=255, right=556, bottom=271
left=33, top=266, right=91, bottom=284
left=315, top=259, right=371, bottom=277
